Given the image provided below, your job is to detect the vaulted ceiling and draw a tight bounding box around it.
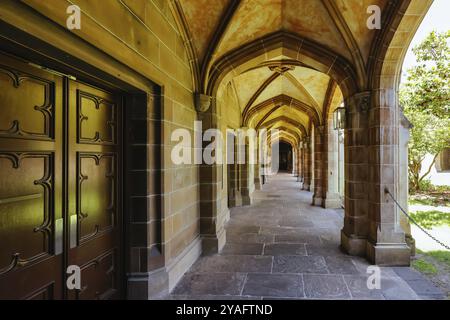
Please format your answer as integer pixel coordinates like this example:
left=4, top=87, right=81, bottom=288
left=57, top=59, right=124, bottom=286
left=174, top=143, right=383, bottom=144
left=174, top=0, right=389, bottom=140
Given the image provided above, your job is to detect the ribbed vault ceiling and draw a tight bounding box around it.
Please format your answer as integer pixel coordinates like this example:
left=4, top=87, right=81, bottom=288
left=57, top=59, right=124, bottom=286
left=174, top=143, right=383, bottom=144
left=176, top=0, right=388, bottom=141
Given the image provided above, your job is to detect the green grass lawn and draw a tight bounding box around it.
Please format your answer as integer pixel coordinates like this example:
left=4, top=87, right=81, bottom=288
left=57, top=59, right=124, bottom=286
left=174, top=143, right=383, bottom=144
left=413, top=249, right=450, bottom=273
left=409, top=210, right=450, bottom=229
left=426, top=251, right=450, bottom=268
left=412, top=259, right=438, bottom=275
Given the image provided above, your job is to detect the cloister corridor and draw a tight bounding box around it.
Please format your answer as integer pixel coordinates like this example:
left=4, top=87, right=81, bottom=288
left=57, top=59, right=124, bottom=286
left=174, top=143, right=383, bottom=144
left=2, top=0, right=447, bottom=301
left=170, top=174, right=444, bottom=300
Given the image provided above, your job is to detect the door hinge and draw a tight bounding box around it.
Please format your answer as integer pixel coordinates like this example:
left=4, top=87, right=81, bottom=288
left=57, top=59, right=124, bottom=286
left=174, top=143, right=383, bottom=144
left=29, top=62, right=77, bottom=80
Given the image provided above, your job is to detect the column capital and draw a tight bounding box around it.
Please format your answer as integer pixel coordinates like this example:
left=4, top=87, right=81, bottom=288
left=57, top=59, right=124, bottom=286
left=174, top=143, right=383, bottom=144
left=347, top=91, right=372, bottom=114
left=316, top=125, right=325, bottom=136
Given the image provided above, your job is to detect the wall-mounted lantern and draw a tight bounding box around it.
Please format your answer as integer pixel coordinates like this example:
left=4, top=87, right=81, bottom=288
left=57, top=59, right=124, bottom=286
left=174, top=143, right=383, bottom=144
left=333, top=104, right=346, bottom=130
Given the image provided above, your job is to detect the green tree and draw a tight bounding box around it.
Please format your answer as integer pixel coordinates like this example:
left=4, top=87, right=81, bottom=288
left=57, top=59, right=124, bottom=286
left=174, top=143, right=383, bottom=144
left=400, top=30, right=450, bottom=192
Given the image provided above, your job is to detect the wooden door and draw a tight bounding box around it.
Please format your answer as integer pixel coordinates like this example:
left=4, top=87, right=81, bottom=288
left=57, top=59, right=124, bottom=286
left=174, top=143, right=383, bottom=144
left=66, top=80, right=122, bottom=300
left=0, top=52, right=64, bottom=299
left=0, top=52, right=123, bottom=300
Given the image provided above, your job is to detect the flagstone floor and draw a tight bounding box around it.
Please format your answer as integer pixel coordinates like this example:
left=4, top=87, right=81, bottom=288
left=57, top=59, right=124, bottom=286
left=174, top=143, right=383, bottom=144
left=169, top=173, right=445, bottom=300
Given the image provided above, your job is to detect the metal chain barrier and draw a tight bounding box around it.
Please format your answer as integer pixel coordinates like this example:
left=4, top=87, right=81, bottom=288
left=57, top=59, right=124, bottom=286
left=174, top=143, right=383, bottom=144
left=384, top=188, right=450, bottom=251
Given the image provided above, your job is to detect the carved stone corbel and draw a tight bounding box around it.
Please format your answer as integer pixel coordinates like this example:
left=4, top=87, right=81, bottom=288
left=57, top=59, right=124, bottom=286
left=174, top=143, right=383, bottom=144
left=316, top=125, right=325, bottom=136
left=354, top=91, right=371, bottom=113
left=194, top=93, right=212, bottom=113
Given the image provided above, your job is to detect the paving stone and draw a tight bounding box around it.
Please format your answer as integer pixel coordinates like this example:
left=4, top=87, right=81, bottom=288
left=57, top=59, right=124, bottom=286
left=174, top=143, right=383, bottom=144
left=189, top=255, right=273, bottom=273
left=172, top=273, right=246, bottom=296
left=242, top=273, right=304, bottom=298
left=263, top=243, right=306, bottom=256
left=170, top=174, right=443, bottom=301
left=305, top=243, right=343, bottom=257
left=279, top=217, right=314, bottom=228
left=344, top=275, right=385, bottom=300
left=226, top=225, right=261, bottom=234
left=227, top=232, right=274, bottom=244
left=392, top=267, right=427, bottom=281
left=303, top=274, right=351, bottom=299
left=272, top=255, right=328, bottom=274
left=405, top=279, right=445, bottom=298
left=380, top=278, right=419, bottom=300
left=275, top=234, right=322, bottom=244
left=260, top=226, right=314, bottom=236
left=324, top=256, right=360, bottom=275
left=221, top=243, right=264, bottom=255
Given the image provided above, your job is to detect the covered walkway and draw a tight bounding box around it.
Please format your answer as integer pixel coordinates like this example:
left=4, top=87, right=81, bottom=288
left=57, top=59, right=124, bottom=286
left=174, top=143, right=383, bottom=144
left=171, top=174, right=444, bottom=300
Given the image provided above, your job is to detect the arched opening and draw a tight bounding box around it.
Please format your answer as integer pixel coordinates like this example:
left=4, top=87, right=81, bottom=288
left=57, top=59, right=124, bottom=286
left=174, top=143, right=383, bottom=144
left=278, top=141, right=293, bottom=172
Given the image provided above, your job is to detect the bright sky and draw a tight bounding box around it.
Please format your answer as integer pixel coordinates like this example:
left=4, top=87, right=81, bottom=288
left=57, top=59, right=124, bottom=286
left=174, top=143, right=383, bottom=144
left=401, top=0, right=450, bottom=81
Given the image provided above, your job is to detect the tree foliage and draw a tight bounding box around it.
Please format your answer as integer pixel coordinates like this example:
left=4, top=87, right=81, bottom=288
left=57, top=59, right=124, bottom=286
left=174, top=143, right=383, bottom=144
left=400, top=31, right=450, bottom=191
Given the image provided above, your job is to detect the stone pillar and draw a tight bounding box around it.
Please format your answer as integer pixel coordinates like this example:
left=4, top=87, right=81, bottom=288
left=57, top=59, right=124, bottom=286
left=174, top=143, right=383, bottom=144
left=399, top=113, right=415, bottom=255
left=302, top=139, right=311, bottom=191
left=239, top=135, right=252, bottom=206
left=293, top=147, right=298, bottom=177
left=254, top=163, right=262, bottom=190
left=127, top=93, right=168, bottom=299
left=313, top=125, right=325, bottom=206
left=197, top=96, right=226, bottom=255
left=298, top=143, right=304, bottom=182
left=341, top=92, right=370, bottom=257
left=366, top=89, right=410, bottom=266
left=228, top=136, right=242, bottom=207
left=254, top=135, right=262, bottom=190
left=324, top=119, right=342, bottom=208
left=341, top=91, right=410, bottom=266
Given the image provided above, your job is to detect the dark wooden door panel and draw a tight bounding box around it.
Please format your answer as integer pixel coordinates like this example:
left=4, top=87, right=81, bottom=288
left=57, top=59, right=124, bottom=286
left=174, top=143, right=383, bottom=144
left=0, top=52, right=63, bottom=300
left=0, top=52, right=123, bottom=300
left=67, top=80, right=122, bottom=300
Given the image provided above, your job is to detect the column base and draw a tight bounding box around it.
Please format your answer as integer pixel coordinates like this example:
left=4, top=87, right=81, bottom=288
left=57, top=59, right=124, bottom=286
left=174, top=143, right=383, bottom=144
left=254, top=180, right=262, bottom=190
left=301, top=183, right=310, bottom=191
left=366, top=241, right=411, bottom=266
left=228, top=190, right=242, bottom=207
left=167, top=237, right=202, bottom=291
left=127, top=268, right=169, bottom=300
left=241, top=194, right=252, bottom=206
left=202, top=227, right=226, bottom=256
left=324, top=194, right=342, bottom=209
left=312, top=196, right=323, bottom=206
left=341, top=230, right=366, bottom=256
left=223, top=208, right=231, bottom=224
left=406, top=234, right=416, bottom=256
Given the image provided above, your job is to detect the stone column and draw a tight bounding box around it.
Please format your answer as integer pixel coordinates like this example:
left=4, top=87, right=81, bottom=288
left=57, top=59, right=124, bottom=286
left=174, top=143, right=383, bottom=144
left=228, top=136, right=242, bottom=207
left=324, top=119, right=342, bottom=208
left=366, top=89, right=410, bottom=266
left=302, top=139, right=311, bottom=191
left=341, top=92, right=370, bottom=256
left=399, top=113, right=415, bottom=255
left=298, top=143, right=304, bottom=182
left=239, top=134, right=252, bottom=206
left=197, top=95, right=226, bottom=255
left=254, top=135, right=262, bottom=190
left=312, top=125, right=325, bottom=206
left=293, top=147, right=298, bottom=177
